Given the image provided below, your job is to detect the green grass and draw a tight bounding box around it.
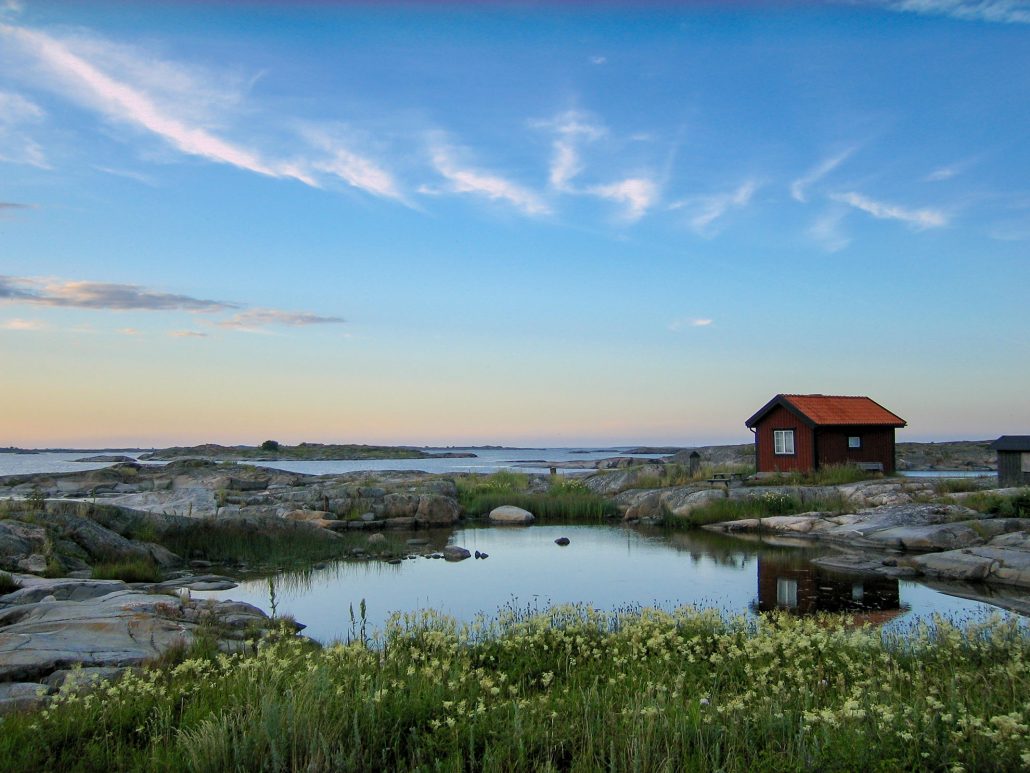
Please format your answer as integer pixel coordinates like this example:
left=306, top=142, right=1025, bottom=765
left=461, top=491, right=619, bottom=521
left=154, top=518, right=398, bottom=568
left=457, top=471, right=618, bottom=521
left=90, top=558, right=163, bottom=583
left=747, top=463, right=882, bottom=487
left=0, top=570, right=20, bottom=594
left=672, top=491, right=852, bottom=528
left=930, top=477, right=995, bottom=495
left=625, top=462, right=756, bottom=492
left=1, top=606, right=1027, bottom=772
left=962, top=488, right=1030, bottom=518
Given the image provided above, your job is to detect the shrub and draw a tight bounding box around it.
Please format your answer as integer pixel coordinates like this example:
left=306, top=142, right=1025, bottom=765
left=259, top=440, right=280, bottom=452
left=24, top=485, right=46, bottom=513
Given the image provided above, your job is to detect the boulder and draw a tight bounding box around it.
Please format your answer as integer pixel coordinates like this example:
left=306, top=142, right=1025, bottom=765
left=488, top=506, right=535, bottom=524
left=0, top=682, right=47, bottom=715
left=44, top=666, right=128, bottom=694
left=442, top=546, right=471, bottom=562
left=383, top=493, right=420, bottom=518
left=664, top=488, right=725, bottom=517
left=416, top=495, right=461, bottom=525
left=0, top=520, right=49, bottom=572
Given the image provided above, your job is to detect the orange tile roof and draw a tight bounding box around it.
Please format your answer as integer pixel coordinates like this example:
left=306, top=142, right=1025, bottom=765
left=781, top=394, right=906, bottom=426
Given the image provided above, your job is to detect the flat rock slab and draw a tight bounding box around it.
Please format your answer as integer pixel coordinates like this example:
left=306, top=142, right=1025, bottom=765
left=862, top=522, right=986, bottom=552
left=488, top=506, right=535, bottom=524
left=155, top=575, right=238, bottom=592
left=0, top=590, right=191, bottom=682
left=1, top=578, right=128, bottom=605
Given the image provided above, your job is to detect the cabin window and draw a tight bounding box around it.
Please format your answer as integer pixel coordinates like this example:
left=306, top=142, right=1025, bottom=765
left=773, top=430, right=795, bottom=455
left=1022, top=453, right=1030, bottom=473
left=776, top=578, right=798, bottom=609
left=848, top=436, right=861, bottom=449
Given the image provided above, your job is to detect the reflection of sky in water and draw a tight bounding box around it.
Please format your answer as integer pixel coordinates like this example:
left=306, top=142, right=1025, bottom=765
left=195, top=524, right=1020, bottom=643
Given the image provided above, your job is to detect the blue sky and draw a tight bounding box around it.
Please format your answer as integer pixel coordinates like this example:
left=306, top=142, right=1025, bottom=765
left=1, top=0, right=1028, bottom=447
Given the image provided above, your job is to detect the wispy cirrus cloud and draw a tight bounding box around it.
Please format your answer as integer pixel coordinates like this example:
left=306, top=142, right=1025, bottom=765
left=536, top=110, right=660, bottom=222
left=0, top=89, right=49, bottom=168
left=0, top=22, right=319, bottom=185
left=169, top=330, right=209, bottom=338
left=808, top=209, right=851, bottom=252
left=587, top=178, right=659, bottom=223
left=428, top=144, right=550, bottom=215
left=790, top=148, right=855, bottom=203
left=303, top=126, right=405, bottom=202
left=868, top=0, right=1030, bottom=24
left=671, top=180, right=760, bottom=236
left=830, top=191, right=948, bottom=229
left=214, top=308, right=345, bottom=331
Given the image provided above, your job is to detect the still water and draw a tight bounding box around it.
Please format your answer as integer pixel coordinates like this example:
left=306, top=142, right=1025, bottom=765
left=194, top=524, right=1016, bottom=643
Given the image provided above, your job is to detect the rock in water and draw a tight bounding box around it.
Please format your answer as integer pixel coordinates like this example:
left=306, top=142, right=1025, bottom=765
left=555, top=537, right=571, bottom=546
left=442, top=546, right=471, bottom=561
left=488, top=506, right=535, bottom=524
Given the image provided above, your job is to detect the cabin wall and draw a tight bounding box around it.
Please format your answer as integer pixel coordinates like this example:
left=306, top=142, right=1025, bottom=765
left=755, top=405, right=814, bottom=473
left=815, top=426, right=898, bottom=473
left=998, top=451, right=1030, bottom=487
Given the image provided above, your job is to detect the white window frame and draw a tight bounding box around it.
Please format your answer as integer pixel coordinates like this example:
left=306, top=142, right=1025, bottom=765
left=773, top=429, right=795, bottom=455
left=848, top=436, right=862, bottom=449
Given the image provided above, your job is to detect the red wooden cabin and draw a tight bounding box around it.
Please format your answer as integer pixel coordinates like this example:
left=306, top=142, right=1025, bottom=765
left=745, top=394, right=906, bottom=474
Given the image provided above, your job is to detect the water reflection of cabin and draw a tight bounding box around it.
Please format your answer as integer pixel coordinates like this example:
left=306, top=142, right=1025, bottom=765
left=755, top=554, right=902, bottom=622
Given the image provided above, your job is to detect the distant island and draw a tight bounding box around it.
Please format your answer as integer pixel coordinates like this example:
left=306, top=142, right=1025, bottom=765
left=137, top=443, right=476, bottom=462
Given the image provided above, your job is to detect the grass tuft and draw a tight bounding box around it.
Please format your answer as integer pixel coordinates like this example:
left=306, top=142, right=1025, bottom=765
left=673, top=491, right=852, bottom=528
left=91, top=557, right=163, bottom=583
left=0, top=571, right=20, bottom=595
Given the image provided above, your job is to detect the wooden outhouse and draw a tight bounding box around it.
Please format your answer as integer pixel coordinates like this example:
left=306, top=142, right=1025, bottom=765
left=745, top=394, right=906, bottom=474
left=990, top=436, right=1030, bottom=487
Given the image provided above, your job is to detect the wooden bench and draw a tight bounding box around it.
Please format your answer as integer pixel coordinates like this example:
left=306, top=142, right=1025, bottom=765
left=856, top=462, right=884, bottom=472
left=706, top=472, right=747, bottom=488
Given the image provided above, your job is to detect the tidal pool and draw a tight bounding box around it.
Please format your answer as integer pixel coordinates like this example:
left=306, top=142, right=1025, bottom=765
left=194, top=524, right=1021, bottom=643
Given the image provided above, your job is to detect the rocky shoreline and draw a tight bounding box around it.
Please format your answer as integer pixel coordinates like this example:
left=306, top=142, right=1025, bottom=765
left=0, top=456, right=1026, bottom=718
